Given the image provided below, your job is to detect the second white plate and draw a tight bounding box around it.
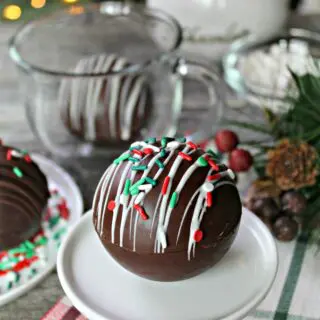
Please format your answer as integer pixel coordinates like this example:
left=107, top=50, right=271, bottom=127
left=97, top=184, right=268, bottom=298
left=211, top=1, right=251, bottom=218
left=57, top=208, right=278, bottom=320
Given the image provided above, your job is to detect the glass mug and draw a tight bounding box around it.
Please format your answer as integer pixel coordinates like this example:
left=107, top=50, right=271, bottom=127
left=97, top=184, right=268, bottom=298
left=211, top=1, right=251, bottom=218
left=10, top=2, right=224, bottom=159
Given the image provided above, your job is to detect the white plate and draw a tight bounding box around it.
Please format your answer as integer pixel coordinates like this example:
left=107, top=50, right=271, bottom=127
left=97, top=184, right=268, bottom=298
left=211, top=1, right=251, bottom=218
left=0, top=153, right=83, bottom=307
left=57, top=208, right=278, bottom=320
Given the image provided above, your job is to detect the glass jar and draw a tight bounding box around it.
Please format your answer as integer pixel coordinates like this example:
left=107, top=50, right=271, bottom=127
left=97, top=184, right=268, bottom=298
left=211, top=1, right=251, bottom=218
left=9, top=2, right=224, bottom=159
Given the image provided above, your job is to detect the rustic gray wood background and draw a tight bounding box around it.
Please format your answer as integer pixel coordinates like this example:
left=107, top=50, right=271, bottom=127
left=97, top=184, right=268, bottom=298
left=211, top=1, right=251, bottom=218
left=0, top=13, right=319, bottom=320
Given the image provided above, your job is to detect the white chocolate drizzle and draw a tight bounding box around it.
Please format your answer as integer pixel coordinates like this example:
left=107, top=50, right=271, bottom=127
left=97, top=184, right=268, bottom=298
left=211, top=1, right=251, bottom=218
left=92, top=138, right=237, bottom=259
left=60, top=54, right=148, bottom=141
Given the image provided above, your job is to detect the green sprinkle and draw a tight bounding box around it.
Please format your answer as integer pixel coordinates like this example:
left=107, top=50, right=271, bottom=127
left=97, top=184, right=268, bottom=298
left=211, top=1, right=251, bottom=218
left=21, top=149, right=28, bottom=155
left=14, top=273, right=20, bottom=283
left=25, top=251, right=34, bottom=259
left=130, top=178, right=146, bottom=191
left=0, top=262, right=12, bottom=270
left=170, top=192, right=179, bottom=208
left=8, top=246, right=26, bottom=255
left=7, top=282, right=12, bottom=290
left=25, top=241, right=35, bottom=250
left=132, top=165, right=148, bottom=171
left=155, top=159, right=164, bottom=169
left=31, top=268, right=37, bottom=275
left=177, top=137, right=186, bottom=143
left=130, top=187, right=139, bottom=196
left=161, top=137, right=167, bottom=147
left=145, top=137, right=156, bottom=144
left=145, top=177, right=157, bottom=186
left=197, top=156, right=208, bottom=167
left=49, top=216, right=60, bottom=229
left=13, top=167, right=23, bottom=178
left=128, top=157, right=140, bottom=163
left=124, top=179, right=131, bottom=196
left=160, top=149, right=166, bottom=157
left=0, top=259, right=18, bottom=269
left=35, top=236, right=48, bottom=246
left=206, top=149, right=218, bottom=158
left=114, top=153, right=130, bottom=164
left=54, top=228, right=67, bottom=241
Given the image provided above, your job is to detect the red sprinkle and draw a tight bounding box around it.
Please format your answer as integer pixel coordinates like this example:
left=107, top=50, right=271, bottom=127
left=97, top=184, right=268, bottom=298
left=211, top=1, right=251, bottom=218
left=178, top=152, right=192, bottom=161
left=132, top=149, right=143, bottom=157
left=161, top=176, right=170, bottom=195
left=187, top=141, right=197, bottom=150
left=134, top=204, right=149, bottom=220
left=208, top=173, right=221, bottom=181
left=29, top=256, right=38, bottom=263
left=0, top=252, right=7, bottom=260
left=194, top=229, right=203, bottom=242
left=0, top=270, right=8, bottom=277
left=107, top=200, right=116, bottom=211
left=58, top=199, right=67, bottom=208
left=24, top=155, right=32, bottom=163
left=6, top=150, right=12, bottom=161
left=13, top=261, right=30, bottom=272
left=13, top=257, right=39, bottom=273
left=60, top=207, right=70, bottom=220
left=204, top=156, right=219, bottom=171
left=143, top=148, right=153, bottom=155
left=207, top=192, right=213, bottom=207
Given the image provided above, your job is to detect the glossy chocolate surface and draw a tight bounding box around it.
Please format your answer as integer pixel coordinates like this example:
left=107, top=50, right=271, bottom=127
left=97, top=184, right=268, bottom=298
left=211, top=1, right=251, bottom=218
left=93, top=139, right=242, bottom=281
left=0, top=145, right=50, bottom=249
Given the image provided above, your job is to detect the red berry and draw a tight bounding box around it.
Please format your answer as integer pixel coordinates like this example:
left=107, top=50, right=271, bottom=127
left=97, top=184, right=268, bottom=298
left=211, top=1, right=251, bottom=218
left=229, top=148, right=253, bottom=172
left=215, top=130, right=239, bottom=153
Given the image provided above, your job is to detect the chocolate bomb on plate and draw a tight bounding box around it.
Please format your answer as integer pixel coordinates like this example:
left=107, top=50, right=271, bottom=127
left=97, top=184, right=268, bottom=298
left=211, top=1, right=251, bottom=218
left=92, top=137, right=242, bottom=281
left=59, top=54, right=152, bottom=145
left=0, top=143, right=50, bottom=250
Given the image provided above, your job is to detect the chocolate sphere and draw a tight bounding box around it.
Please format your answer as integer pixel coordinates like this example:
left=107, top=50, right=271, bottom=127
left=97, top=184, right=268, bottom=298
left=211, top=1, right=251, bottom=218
left=273, top=216, right=298, bottom=242
left=252, top=198, right=280, bottom=220
left=281, top=191, right=307, bottom=215
left=93, top=138, right=242, bottom=282
left=59, top=54, right=152, bottom=145
left=0, top=144, right=50, bottom=249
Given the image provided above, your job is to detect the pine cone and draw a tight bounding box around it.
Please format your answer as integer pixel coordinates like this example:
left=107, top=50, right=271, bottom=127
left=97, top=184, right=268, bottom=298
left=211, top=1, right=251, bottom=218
left=266, top=139, right=318, bottom=190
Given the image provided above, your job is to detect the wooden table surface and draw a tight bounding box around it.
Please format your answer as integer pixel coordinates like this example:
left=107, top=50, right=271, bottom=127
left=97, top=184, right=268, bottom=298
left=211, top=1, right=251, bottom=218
left=0, top=14, right=319, bottom=320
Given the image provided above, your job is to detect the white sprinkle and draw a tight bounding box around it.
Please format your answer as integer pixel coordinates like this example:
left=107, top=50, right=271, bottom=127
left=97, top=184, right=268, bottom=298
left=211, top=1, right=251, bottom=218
left=138, top=184, right=153, bottom=193
left=227, top=169, right=235, bottom=180
left=120, top=195, right=128, bottom=206
left=130, top=141, right=143, bottom=148
left=11, top=150, right=22, bottom=158
left=202, top=182, right=214, bottom=193
left=166, top=141, right=180, bottom=149
left=134, top=192, right=145, bottom=205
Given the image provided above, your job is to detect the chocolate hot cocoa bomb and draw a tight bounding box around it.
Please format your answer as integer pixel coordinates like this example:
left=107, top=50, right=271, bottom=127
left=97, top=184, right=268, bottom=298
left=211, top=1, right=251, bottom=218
left=59, top=54, right=152, bottom=144
left=92, top=137, right=242, bottom=281
left=0, top=143, right=50, bottom=250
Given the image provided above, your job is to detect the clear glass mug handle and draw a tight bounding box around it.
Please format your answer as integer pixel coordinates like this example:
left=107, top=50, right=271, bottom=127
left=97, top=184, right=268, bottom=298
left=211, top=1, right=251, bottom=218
left=168, top=58, right=224, bottom=142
